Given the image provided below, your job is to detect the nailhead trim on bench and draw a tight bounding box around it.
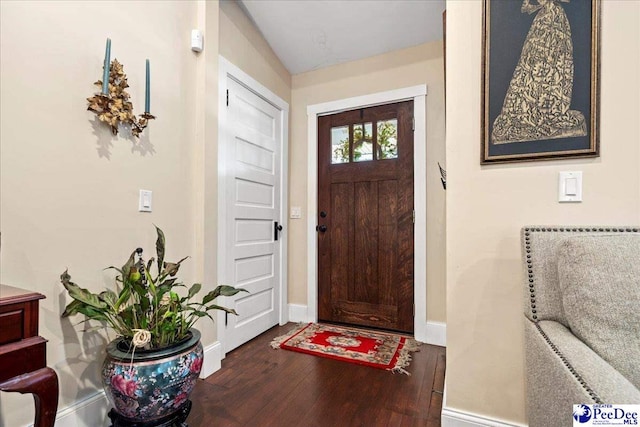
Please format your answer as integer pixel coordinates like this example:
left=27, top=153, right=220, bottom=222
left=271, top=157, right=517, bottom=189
left=524, top=226, right=639, bottom=405
left=535, top=322, right=603, bottom=404
left=523, top=226, right=638, bottom=322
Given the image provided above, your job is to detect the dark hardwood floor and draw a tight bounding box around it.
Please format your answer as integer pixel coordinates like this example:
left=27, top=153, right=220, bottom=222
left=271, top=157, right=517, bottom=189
left=187, top=323, right=446, bottom=427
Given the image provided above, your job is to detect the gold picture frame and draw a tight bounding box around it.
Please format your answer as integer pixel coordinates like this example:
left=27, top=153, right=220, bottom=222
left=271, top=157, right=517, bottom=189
left=481, top=0, right=601, bottom=164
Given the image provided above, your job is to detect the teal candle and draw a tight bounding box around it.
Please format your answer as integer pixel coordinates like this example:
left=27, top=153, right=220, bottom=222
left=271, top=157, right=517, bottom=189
left=102, top=38, right=111, bottom=95
left=145, top=59, right=150, bottom=113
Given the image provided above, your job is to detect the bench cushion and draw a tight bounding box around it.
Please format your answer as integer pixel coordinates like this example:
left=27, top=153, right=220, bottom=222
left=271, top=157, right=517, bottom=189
left=557, top=234, right=640, bottom=389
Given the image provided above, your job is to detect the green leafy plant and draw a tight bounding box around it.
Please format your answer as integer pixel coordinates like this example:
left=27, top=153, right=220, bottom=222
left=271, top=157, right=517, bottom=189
left=61, top=226, right=247, bottom=349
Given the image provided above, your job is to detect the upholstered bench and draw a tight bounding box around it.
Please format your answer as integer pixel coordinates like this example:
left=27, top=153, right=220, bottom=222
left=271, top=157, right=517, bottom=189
left=521, top=226, right=640, bottom=427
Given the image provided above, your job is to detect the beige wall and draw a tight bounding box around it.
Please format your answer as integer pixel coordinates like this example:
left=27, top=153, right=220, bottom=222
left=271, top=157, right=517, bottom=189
left=445, top=0, right=640, bottom=423
left=289, top=41, right=447, bottom=323
left=219, top=0, right=291, bottom=104
left=0, top=1, right=215, bottom=426
left=0, top=1, right=291, bottom=425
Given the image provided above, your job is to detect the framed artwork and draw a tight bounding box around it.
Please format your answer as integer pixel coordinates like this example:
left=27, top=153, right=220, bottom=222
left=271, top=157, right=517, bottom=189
left=481, top=0, right=601, bottom=164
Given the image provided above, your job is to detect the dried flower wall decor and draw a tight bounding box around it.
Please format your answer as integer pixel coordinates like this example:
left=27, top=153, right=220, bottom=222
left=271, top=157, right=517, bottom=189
left=87, top=39, right=155, bottom=137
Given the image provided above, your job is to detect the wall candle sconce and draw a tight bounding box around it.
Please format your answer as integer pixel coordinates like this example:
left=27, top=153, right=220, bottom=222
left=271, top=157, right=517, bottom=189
left=87, top=38, right=155, bottom=137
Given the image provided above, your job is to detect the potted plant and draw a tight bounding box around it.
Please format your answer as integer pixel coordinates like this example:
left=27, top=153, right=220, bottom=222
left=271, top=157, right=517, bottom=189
left=60, top=226, right=246, bottom=426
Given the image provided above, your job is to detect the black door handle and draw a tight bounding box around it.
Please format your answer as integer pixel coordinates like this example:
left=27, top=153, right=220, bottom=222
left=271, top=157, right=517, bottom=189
left=316, top=225, right=327, bottom=233
left=274, top=221, right=283, bottom=241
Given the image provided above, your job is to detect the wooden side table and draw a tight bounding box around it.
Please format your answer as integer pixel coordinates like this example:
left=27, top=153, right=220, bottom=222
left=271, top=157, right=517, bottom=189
left=0, top=285, right=59, bottom=427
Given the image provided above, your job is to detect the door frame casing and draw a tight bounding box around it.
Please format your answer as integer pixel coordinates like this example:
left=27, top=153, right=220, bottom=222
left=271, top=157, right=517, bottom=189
left=217, top=56, right=289, bottom=355
left=306, top=85, right=428, bottom=341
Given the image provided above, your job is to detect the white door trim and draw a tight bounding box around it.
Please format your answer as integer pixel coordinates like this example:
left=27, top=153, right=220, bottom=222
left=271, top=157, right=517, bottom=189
left=306, top=85, right=428, bottom=341
left=217, top=56, right=289, bottom=354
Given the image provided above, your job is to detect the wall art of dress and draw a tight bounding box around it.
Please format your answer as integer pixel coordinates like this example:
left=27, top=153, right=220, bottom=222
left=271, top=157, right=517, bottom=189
left=481, top=0, right=600, bottom=164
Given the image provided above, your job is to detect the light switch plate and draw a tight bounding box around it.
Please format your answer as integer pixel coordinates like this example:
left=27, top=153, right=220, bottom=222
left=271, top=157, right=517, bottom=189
left=290, top=206, right=302, bottom=219
left=139, top=189, right=152, bottom=212
left=559, top=172, right=582, bottom=203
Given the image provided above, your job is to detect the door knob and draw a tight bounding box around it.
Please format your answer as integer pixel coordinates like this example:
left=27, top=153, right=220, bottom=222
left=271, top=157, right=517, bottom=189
left=316, top=225, right=327, bottom=233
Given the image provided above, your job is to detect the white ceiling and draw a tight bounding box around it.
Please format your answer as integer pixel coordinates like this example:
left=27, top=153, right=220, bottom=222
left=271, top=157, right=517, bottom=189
left=238, top=0, right=446, bottom=75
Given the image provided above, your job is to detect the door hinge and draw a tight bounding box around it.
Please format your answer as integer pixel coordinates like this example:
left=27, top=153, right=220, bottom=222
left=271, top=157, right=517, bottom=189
left=412, top=209, right=415, bottom=224
left=225, top=311, right=228, bottom=326
left=412, top=117, right=415, bottom=131
left=226, top=89, right=229, bottom=107
left=413, top=303, right=415, bottom=316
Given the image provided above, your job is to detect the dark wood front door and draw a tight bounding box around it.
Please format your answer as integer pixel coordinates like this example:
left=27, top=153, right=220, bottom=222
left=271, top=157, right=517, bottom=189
left=317, top=101, right=414, bottom=333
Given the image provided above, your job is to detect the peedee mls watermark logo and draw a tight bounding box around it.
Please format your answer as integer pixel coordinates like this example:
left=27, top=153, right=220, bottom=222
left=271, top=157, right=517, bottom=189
left=573, top=404, right=640, bottom=426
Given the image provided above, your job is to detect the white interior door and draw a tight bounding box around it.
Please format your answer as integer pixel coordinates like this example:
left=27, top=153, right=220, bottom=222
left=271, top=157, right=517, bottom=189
left=219, top=74, right=284, bottom=353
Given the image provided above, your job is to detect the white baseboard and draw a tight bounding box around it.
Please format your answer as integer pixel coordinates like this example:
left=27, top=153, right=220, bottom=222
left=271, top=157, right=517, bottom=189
left=50, top=391, right=109, bottom=427
left=200, top=340, right=223, bottom=379
left=425, top=321, right=446, bottom=347
left=48, top=341, right=223, bottom=427
left=288, top=303, right=309, bottom=323
left=441, top=407, right=526, bottom=427
left=441, top=383, right=525, bottom=427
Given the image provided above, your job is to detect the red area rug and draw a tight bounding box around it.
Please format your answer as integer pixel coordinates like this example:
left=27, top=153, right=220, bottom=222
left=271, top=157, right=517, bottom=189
left=270, top=323, right=421, bottom=375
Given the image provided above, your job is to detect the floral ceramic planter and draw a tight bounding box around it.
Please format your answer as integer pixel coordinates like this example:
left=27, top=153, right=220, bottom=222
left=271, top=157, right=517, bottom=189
left=102, top=328, right=203, bottom=422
